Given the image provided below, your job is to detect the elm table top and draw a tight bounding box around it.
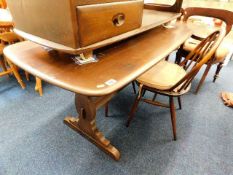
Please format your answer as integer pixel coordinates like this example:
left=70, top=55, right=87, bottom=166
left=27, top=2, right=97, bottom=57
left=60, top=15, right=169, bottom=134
left=4, top=22, right=192, bottom=96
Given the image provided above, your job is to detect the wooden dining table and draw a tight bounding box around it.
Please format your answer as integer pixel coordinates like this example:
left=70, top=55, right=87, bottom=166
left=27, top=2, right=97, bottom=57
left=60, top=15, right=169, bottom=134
left=4, top=21, right=192, bottom=160
left=0, top=8, right=13, bottom=31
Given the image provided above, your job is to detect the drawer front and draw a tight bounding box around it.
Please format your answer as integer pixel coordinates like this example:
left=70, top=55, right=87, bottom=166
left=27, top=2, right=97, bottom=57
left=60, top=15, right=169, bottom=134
left=77, top=0, right=143, bottom=47
left=7, top=0, right=79, bottom=48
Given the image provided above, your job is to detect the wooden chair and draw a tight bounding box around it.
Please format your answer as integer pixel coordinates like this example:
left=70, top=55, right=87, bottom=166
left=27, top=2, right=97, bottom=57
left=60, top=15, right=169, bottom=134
left=127, top=30, right=225, bottom=140
left=175, top=7, right=233, bottom=93
left=0, top=32, right=25, bottom=89
left=0, top=8, right=43, bottom=96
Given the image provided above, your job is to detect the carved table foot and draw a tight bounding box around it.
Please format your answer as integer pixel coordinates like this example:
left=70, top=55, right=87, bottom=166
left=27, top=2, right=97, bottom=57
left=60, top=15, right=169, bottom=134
left=64, top=93, right=120, bottom=160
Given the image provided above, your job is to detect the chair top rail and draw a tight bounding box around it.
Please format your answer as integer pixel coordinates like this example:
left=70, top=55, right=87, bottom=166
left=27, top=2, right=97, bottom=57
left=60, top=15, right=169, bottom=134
left=183, top=7, right=233, bottom=35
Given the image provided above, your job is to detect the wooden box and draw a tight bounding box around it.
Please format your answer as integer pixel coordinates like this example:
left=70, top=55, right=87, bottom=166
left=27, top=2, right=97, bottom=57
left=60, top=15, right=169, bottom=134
left=6, top=0, right=143, bottom=49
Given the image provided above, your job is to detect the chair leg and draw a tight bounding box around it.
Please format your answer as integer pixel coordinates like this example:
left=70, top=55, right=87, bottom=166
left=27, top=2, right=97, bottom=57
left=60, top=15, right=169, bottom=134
left=213, top=62, right=223, bottom=83
left=177, top=96, right=182, bottom=110
left=6, top=58, right=26, bottom=89
left=35, top=77, right=43, bottom=96
left=0, top=57, right=7, bottom=72
left=142, top=89, right=147, bottom=97
left=127, top=84, right=143, bottom=127
left=169, top=96, right=177, bottom=141
left=152, top=93, right=157, bottom=101
left=25, top=71, right=30, bottom=81
left=195, top=63, right=212, bottom=94
left=132, top=81, right=136, bottom=94
left=175, top=48, right=183, bottom=64
left=105, top=103, right=109, bottom=117
left=165, top=55, right=169, bottom=61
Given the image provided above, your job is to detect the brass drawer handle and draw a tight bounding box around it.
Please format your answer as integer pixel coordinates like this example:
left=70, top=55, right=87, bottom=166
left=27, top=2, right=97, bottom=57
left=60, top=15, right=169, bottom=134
left=112, top=13, right=125, bottom=27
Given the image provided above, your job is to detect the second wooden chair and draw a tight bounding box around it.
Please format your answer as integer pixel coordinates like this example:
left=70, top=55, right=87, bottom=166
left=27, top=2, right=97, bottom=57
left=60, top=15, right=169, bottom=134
left=127, top=29, right=225, bottom=140
left=176, top=7, right=233, bottom=93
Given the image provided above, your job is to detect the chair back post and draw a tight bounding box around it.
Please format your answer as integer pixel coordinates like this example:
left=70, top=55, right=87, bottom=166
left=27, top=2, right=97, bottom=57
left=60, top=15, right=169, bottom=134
left=183, top=7, right=233, bottom=35
left=170, top=29, right=226, bottom=92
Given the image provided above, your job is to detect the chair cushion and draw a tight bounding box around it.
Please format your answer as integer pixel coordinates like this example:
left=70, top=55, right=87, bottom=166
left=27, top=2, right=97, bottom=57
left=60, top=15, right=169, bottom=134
left=215, top=38, right=233, bottom=63
left=183, top=37, right=200, bottom=52
left=183, top=37, right=233, bottom=63
left=137, top=61, right=187, bottom=90
left=215, top=46, right=229, bottom=63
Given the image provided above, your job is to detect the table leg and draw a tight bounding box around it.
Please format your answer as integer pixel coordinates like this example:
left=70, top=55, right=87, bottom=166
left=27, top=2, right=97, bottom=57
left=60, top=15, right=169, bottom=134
left=0, top=57, right=7, bottom=72
left=64, top=93, right=120, bottom=160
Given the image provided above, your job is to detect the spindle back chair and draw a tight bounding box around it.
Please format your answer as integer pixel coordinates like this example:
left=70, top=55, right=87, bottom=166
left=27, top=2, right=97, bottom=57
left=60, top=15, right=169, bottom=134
left=127, top=29, right=225, bottom=140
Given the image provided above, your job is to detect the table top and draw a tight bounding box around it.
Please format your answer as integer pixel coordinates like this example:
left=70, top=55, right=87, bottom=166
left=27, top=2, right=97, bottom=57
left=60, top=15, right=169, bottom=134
left=0, top=9, right=13, bottom=26
left=4, top=22, right=191, bottom=96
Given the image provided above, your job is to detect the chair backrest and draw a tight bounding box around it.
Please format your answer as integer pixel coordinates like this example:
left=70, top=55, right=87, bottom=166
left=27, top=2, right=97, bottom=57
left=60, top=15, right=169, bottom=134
left=0, top=0, right=7, bottom=8
left=183, top=7, right=233, bottom=35
left=170, top=29, right=226, bottom=92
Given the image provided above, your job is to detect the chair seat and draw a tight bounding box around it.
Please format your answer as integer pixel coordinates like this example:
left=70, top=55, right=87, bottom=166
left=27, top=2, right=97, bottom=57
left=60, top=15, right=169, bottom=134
left=137, top=60, right=187, bottom=91
left=215, top=38, right=233, bottom=63
left=183, top=37, right=232, bottom=63
left=183, top=37, right=200, bottom=52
